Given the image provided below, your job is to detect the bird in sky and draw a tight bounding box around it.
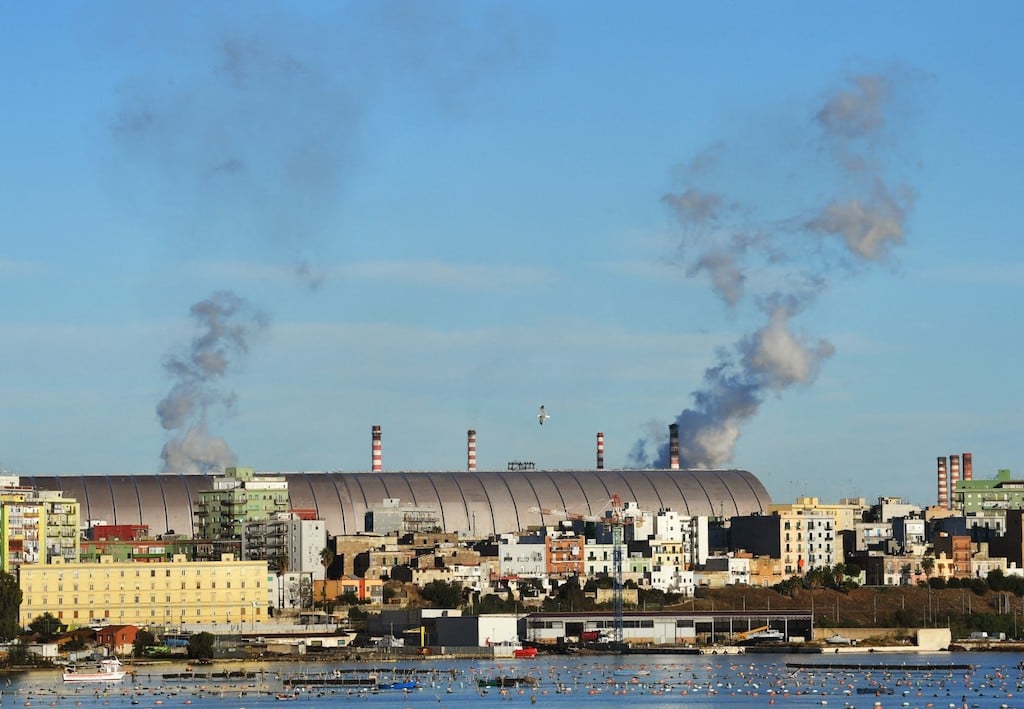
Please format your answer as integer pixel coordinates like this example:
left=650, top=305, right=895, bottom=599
left=538, top=405, right=550, bottom=425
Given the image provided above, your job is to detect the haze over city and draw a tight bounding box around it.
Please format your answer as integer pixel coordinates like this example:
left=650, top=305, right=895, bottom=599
left=2, top=2, right=1022, bottom=506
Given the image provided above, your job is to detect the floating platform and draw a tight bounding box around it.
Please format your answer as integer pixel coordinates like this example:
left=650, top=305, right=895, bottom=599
left=787, top=662, right=975, bottom=671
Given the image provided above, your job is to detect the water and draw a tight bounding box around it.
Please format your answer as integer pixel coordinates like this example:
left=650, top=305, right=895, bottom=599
left=4, top=653, right=1023, bottom=709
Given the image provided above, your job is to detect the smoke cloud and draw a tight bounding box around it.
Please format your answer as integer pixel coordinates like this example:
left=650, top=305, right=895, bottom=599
left=106, top=6, right=536, bottom=470
left=109, top=5, right=536, bottom=290
left=632, top=72, right=917, bottom=468
left=157, top=291, right=268, bottom=474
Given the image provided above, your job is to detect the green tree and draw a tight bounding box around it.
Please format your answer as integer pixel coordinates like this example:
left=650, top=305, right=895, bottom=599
left=187, top=631, right=216, bottom=660
left=0, top=571, right=22, bottom=641
left=477, top=593, right=515, bottom=614
left=4, top=640, right=29, bottom=666
left=28, top=612, right=65, bottom=641
left=133, top=629, right=157, bottom=658
left=271, top=553, right=289, bottom=610
left=319, top=546, right=336, bottom=611
left=419, top=580, right=464, bottom=608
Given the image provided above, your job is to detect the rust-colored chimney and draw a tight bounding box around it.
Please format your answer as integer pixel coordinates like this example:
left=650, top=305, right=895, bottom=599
left=467, top=429, right=477, bottom=472
left=963, top=452, right=973, bottom=481
left=949, top=454, right=961, bottom=510
left=669, top=423, right=680, bottom=470
left=596, top=432, right=604, bottom=470
left=937, top=456, right=948, bottom=509
left=371, top=425, right=382, bottom=472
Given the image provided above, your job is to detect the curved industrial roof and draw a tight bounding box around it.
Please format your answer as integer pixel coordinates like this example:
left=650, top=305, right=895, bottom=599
left=22, top=468, right=770, bottom=538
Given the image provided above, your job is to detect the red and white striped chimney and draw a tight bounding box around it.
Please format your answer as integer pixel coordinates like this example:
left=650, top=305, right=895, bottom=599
left=669, top=423, right=680, bottom=470
left=949, top=454, right=961, bottom=509
left=963, top=452, right=973, bottom=481
left=371, top=425, right=382, bottom=472
left=596, top=432, right=604, bottom=470
left=937, top=456, right=948, bottom=509
left=467, top=429, right=477, bottom=472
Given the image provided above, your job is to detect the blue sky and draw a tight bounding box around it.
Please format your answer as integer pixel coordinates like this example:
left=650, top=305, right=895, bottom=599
left=2, top=1, right=1022, bottom=507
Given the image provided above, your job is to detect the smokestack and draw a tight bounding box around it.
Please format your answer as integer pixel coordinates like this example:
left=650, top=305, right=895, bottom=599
left=937, top=456, right=948, bottom=509
left=467, top=430, right=477, bottom=472
left=949, top=454, right=961, bottom=510
left=372, top=425, right=382, bottom=473
left=963, top=452, right=973, bottom=481
left=669, top=423, right=680, bottom=470
left=596, top=432, right=605, bottom=470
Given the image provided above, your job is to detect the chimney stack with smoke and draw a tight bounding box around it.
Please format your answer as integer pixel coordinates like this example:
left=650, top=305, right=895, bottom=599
left=628, top=73, right=918, bottom=471
left=963, top=452, right=973, bottom=481
left=467, top=430, right=477, bottom=472
left=372, top=425, right=382, bottom=473
left=937, top=456, right=948, bottom=509
left=949, top=454, right=961, bottom=510
left=596, top=432, right=605, bottom=470
left=669, top=424, right=680, bottom=470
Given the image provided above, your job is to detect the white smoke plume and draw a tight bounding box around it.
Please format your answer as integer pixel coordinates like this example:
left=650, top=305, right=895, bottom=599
left=631, top=71, right=918, bottom=468
left=157, top=291, right=268, bottom=474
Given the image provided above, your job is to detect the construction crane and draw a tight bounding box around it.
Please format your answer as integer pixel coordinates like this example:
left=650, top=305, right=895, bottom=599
left=606, top=494, right=626, bottom=646
left=529, top=494, right=637, bottom=647
left=527, top=505, right=600, bottom=523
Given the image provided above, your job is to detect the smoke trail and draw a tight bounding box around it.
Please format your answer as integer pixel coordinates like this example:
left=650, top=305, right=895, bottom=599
left=632, top=72, right=917, bottom=468
left=157, top=291, right=268, bottom=474
left=109, top=5, right=537, bottom=289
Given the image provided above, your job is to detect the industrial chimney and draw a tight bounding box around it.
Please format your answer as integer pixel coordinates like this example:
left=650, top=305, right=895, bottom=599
left=937, top=456, right=948, bottom=509
left=467, top=429, right=477, bottom=472
left=669, top=423, right=680, bottom=470
left=949, top=454, right=961, bottom=510
left=371, top=425, right=382, bottom=472
left=596, top=432, right=604, bottom=470
left=963, top=452, right=973, bottom=481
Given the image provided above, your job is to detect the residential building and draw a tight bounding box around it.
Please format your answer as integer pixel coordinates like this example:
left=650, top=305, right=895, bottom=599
left=316, top=576, right=385, bottom=604
left=769, top=496, right=868, bottom=532
left=872, top=497, right=921, bottom=524
left=80, top=536, right=193, bottom=563
left=497, top=535, right=546, bottom=579
left=956, top=469, right=1024, bottom=514
left=649, top=539, right=690, bottom=593
left=891, top=516, right=927, bottom=553
left=96, top=625, right=138, bottom=656
left=193, top=466, right=289, bottom=543
left=19, top=554, right=267, bottom=629
left=242, top=511, right=328, bottom=580
left=731, top=509, right=837, bottom=576
left=0, top=483, right=80, bottom=570
left=545, top=533, right=584, bottom=579
left=932, top=532, right=972, bottom=579
left=583, top=541, right=652, bottom=588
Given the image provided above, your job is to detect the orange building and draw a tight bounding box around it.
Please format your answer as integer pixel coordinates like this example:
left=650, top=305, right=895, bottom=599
left=545, top=535, right=584, bottom=578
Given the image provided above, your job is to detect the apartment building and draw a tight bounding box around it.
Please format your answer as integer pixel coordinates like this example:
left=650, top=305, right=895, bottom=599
left=0, top=481, right=80, bottom=570
left=193, top=466, right=289, bottom=541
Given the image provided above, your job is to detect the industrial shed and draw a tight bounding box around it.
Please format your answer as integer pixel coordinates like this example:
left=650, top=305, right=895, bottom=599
left=22, top=467, right=770, bottom=538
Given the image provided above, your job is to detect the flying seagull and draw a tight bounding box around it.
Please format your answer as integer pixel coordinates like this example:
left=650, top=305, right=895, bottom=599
left=538, top=405, right=550, bottom=425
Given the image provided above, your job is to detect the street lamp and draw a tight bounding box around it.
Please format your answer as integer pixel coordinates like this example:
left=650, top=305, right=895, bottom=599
left=251, top=601, right=257, bottom=632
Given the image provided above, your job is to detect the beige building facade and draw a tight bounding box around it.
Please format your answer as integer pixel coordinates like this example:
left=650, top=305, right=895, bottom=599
left=19, top=554, right=268, bottom=629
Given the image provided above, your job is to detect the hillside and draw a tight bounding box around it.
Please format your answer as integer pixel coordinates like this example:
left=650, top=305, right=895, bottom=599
left=668, top=585, right=1022, bottom=640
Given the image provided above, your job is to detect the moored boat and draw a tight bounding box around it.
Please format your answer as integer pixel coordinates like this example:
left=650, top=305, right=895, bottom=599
left=62, top=658, right=127, bottom=683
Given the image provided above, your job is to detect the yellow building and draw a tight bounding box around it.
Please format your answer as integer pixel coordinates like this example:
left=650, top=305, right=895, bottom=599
left=19, top=554, right=268, bottom=629
left=769, top=496, right=867, bottom=532
left=1, top=484, right=80, bottom=571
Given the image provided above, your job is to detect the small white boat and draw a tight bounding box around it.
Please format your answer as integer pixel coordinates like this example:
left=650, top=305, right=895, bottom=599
left=62, top=658, right=127, bottom=683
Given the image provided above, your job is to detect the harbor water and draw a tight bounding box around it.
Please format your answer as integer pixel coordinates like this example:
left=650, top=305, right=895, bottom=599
left=4, top=652, right=1024, bottom=709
